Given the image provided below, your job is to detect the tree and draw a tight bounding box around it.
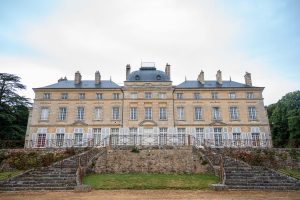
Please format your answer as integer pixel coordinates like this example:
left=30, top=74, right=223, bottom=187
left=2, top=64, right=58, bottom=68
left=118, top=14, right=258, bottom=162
left=0, top=73, right=30, bottom=141
left=267, top=91, right=300, bottom=147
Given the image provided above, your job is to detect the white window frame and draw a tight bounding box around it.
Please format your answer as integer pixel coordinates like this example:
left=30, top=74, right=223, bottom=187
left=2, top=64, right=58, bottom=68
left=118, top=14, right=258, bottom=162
left=130, top=107, right=137, bottom=120
left=194, top=93, right=200, bottom=100
left=159, top=107, right=167, bottom=120
left=96, top=93, right=103, bottom=100
left=79, top=93, right=85, bottom=100
left=212, top=107, right=221, bottom=120
left=76, top=107, right=85, bottom=121
left=145, top=107, right=152, bottom=120
left=58, top=107, right=67, bottom=121
left=40, top=107, right=49, bottom=121
left=112, top=107, right=120, bottom=120
left=229, top=92, right=236, bottom=99
left=177, top=107, right=185, bottom=120
left=145, top=92, right=152, bottom=99
left=229, top=106, right=238, bottom=120
left=94, top=107, right=103, bottom=120
left=194, top=107, right=202, bottom=120
left=248, top=106, right=257, bottom=120
left=212, top=92, right=218, bottom=99
left=61, top=93, right=68, bottom=100
left=43, top=93, right=50, bottom=100
left=176, top=93, right=183, bottom=99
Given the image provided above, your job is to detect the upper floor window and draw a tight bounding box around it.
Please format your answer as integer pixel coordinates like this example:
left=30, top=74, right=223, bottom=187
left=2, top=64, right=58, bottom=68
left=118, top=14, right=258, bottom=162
left=158, top=92, right=166, bottom=99
left=248, top=106, right=257, bottom=120
left=211, top=92, right=218, bottom=99
left=145, top=92, right=152, bottom=99
left=61, top=93, right=68, bottom=100
left=194, top=107, right=202, bottom=120
left=176, top=93, right=183, bottom=99
left=112, top=107, right=120, bottom=120
left=194, top=93, right=201, bottom=100
left=94, top=107, right=103, bottom=120
left=96, top=93, right=103, bottom=100
left=113, top=93, right=120, bottom=100
left=159, top=107, right=167, bottom=120
left=58, top=107, right=67, bottom=121
left=229, top=106, right=239, bottom=120
left=43, top=93, right=51, bottom=100
left=177, top=107, right=185, bottom=120
left=130, top=107, right=137, bottom=120
left=229, top=92, right=236, bottom=99
left=145, top=107, right=152, bottom=120
left=79, top=93, right=85, bottom=100
left=130, top=92, right=138, bottom=99
left=247, top=92, right=254, bottom=99
left=76, top=107, right=85, bottom=121
left=212, top=107, right=221, bottom=120
left=40, top=107, right=49, bottom=120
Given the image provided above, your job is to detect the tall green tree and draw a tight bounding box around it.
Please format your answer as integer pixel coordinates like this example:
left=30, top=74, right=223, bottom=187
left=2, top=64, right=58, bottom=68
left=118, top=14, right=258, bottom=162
left=268, top=91, right=300, bottom=147
left=0, top=73, right=30, bottom=141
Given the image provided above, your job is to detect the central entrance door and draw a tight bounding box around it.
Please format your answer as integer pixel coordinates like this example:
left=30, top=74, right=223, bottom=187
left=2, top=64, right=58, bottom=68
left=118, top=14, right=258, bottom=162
left=143, top=128, right=155, bottom=145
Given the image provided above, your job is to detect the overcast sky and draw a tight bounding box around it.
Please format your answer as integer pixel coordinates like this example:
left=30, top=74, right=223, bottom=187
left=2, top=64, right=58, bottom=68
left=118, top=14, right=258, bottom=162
left=1, top=0, right=299, bottom=105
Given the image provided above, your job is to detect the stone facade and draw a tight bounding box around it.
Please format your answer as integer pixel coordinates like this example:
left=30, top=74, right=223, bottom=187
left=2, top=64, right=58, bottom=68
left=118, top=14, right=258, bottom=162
left=25, top=63, right=271, bottom=148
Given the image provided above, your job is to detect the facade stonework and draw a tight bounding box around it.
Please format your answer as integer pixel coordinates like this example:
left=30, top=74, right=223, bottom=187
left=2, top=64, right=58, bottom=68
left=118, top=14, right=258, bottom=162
left=25, top=63, right=271, bottom=148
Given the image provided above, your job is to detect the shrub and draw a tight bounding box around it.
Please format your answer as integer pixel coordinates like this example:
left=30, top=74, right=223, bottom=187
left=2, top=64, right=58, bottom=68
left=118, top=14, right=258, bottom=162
left=131, top=146, right=140, bottom=153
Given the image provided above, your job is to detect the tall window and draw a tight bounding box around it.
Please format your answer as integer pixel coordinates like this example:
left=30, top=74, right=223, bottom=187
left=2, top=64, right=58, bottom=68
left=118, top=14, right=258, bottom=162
left=229, top=106, right=238, bottom=120
left=177, top=128, right=186, bottom=145
left=96, top=93, right=103, bottom=100
left=159, top=107, right=167, bottom=120
left=214, top=128, right=223, bottom=146
left=40, top=108, right=49, bottom=120
left=176, top=93, right=183, bottom=99
left=159, top=128, right=168, bottom=146
left=58, top=107, right=67, bottom=121
left=61, top=93, right=68, bottom=100
left=232, top=127, right=241, bottom=146
left=145, top=92, right=152, bottom=99
left=130, top=107, right=137, bottom=120
left=129, top=128, right=139, bottom=146
left=194, top=93, right=201, bottom=100
left=76, top=107, right=85, bottom=120
left=113, top=93, right=120, bottom=99
left=247, top=92, right=254, bottom=99
left=145, top=107, right=152, bottom=120
left=43, top=93, right=51, bottom=100
left=229, top=92, right=236, bottom=99
left=195, top=128, right=204, bottom=146
left=212, top=107, right=221, bottom=120
left=93, top=128, right=101, bottom=146
left=177, top=107, right=185, bottom=120
left=158, top=93, right=166, bottom=99
left=94, top=107, right=102, bottom=120
left=56, top=128, right=65, bottom=147
left=74, top=128, right=83, bottom=146
left=111, top=128, right=120, bottom=146
left=194, top=107, right=202, bottom=120
left=248, top=106, right=257, bottom=120
left=79, top=93, right=85, bottom=100
left=212, top=92, right=218, bottom=99
left=112, top=107, right=120, bottom=120
left=251, top=127, right=260, bottom=147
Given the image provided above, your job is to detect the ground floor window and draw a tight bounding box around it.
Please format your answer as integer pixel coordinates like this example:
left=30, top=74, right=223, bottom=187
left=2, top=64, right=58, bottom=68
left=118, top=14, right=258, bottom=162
left=75, top=133, right=83, bottom=146
left=93, top=128, right=102, bottom=146
left=214, top=128, right=223, bottom=147
left=252, top=133, right=260, bottom=147
left=111, top=128, right=120, bottom=146
left=37, top=133, right=46, bottom=147
left=177, top=128, right=186, bottom=145
left=56, top=134, right=64, bottom=147
left=159, top=128, right=168, bottom=146
left=195, top=128, right=204, bottom=146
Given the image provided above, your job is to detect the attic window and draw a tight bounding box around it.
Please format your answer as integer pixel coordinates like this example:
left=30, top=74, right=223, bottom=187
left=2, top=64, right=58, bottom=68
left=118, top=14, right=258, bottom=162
left=156, top=75, right=161, bottom=80
left=135, top=75, right=140, bottom=80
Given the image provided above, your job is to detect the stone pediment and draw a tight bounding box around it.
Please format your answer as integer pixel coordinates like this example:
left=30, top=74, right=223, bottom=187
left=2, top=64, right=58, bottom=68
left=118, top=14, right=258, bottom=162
left=208, top=121, right=227, bottom=126
left=139, top=120, right=158, bottom=127
left=72, top=121, right=88, bottom=126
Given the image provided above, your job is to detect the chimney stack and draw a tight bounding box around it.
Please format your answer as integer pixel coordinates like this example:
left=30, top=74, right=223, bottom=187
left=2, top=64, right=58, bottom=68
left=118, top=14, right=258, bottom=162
left=95, top=71, right=101, bottom=85
left=74, top=71, right=82, bottom=84
left=244, top=72, right=252, bottom=86
left=197, top=70, right=205, bottom=84
left=216, top=70, right=222, bottom=84
left=165, top=63, right=171, bottom=79
left=126, top=64, right=131, bottom=80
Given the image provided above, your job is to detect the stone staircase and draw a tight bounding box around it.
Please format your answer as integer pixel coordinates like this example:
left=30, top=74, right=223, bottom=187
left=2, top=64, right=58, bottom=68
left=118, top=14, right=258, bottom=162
left=224, top=157, right=300, bottom=190
left=0, top=148, right=103, bottom=191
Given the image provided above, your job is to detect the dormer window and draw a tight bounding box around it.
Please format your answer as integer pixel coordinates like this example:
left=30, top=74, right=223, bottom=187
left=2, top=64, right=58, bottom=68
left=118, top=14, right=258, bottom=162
left=156, top=75, right=161, bottom=80
left=135, top=75, right=140, bottom=80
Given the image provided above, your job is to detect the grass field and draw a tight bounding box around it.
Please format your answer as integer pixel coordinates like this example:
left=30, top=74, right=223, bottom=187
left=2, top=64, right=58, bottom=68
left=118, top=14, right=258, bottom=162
left=278, top=169, right=300, bottom=180
left=83, top=173, right=218, bottom=190
left=0, top=171, right=23, bottom=181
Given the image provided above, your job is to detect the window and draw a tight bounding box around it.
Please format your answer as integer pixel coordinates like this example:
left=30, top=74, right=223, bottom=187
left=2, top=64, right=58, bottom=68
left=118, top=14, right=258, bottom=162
left=130, top=107, right=137, bottom=120
left=111, top=128, right=120, bottom=145
left=176, top=93, right=183, bottom=99
left=56, top=128, right=65, bottom=147
left=37, top=133, right=46, bottom=147
left=212, top=107, right=221, bottom=120
left=113, top=93, right=120, bottom=99
left=130, top=93, right=138, bottom=99
left=194, top=93, right=201, bottom=100
left=159, top=128, right=168, bottom=146
left=94, top=107, right=102, bottom=120
left=40, top=108, right=49, bottom=120
left=158, top=93, right=166, bottom=99
left=177, top=107, right=185, bottom=120
left=129, top=128, right=139, bottom=145
left=232, top=127, right=241, bottom=146
left=79, top=93, right=85, bottom=100
left=229, top=92, right=236, bottom=99
left=58, top=107, right=67, bottom=121
left=159, top=107, right=167, bottom=120
left=247, top=92, right=254, bottom=99
left=212, top=92, right=218, bottom=99
left=93, top=128, right=102, bottom=146
left=194, top=107, right=202, bottom=120
left=177, top=128, right=186, bottom=145
left=76, top=107, right=85, bottom=121
left=229, top=106, right=238, bottom=120
left=43, top=93, right=51, bottom=100
left=214, top=128, right=223, bottom=146
left=112, top=107, right=120, bottom=120
left=145, top=92, right=152, bottom=99
left=195, top=128, right=204, bottom=146
left=74, top=133, right=83, bottom=146
left=61, top=93, right=68, bottom=100
left=96, top=93, right=103, bottom=100
left=251, top=127, right=260, bottom=147
left=248, top=106, right=257, bottom=120
left=145, top=107, right=152, bottom=120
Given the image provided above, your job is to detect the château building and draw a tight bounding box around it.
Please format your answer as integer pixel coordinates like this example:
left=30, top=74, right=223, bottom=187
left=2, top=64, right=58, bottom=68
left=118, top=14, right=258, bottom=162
left=25, top=63, right=271, bottom=148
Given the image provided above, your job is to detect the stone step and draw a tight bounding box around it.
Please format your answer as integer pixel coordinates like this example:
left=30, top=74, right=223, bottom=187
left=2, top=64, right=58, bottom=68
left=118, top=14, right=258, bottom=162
left=225, top=181, right=297, bottom=186
left=0, top=186, right=75, bottom=191
left=227, top=185, right=299, bottom=190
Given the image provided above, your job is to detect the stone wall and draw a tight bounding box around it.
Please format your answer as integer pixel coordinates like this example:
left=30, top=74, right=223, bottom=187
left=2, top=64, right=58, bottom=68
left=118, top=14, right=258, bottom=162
left=94, top=147, right=208, bottom=173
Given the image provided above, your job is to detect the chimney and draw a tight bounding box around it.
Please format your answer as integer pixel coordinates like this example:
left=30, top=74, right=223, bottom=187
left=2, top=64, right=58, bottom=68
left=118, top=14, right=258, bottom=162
left=216, top=70, right=222, bottom=84
left=197, top=70, right=205, bottom=84
left=244, top=72, right=252, bottom=86
left=95, top=71, right=101, bottom=85
left=126, top=64, right=131, bottom=80
left=165, top=63, right=171, bottom=79
left=75, top=71, right=82, bottom=84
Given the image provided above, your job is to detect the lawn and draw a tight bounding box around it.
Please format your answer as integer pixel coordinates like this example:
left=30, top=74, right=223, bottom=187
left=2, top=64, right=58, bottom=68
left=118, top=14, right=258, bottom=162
left=83, top=173, right=218, bottom=190
left=278, top=169, right=300, bottom=180
left=0, top=171, right=23, bottom=181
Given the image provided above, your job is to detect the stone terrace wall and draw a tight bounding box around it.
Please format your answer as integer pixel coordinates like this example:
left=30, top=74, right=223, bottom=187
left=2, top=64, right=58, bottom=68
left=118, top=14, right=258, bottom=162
left=94, top=147, right=208, bottom=173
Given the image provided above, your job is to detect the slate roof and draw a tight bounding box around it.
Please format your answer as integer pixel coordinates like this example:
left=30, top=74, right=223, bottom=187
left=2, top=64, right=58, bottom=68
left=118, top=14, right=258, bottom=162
left=37, top=80, right=121, bottom=89
left=176, top=80, right=259, bottom=88
left=127, top=67, right=170, bottom=82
